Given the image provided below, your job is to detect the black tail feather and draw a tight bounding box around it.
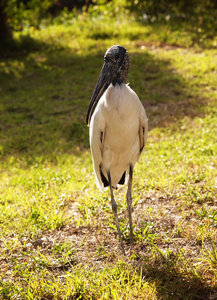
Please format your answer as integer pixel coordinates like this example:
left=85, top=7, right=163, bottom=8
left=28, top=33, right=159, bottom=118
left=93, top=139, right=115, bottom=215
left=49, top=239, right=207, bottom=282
left=100, top=165, right=109, bottom=187
left=100, top=165, right=126, bottom=188
left=118, top=171, right=126, bottom=185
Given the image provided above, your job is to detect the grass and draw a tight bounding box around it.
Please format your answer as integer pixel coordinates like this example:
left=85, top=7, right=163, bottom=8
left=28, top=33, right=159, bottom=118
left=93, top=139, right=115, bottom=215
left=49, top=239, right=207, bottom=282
left=0, top=10, right=217, bottom=299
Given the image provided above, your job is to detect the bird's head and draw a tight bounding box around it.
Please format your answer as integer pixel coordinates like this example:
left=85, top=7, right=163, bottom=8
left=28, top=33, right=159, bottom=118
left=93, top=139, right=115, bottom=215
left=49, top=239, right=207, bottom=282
left=86, top=45, right=130, bottom=126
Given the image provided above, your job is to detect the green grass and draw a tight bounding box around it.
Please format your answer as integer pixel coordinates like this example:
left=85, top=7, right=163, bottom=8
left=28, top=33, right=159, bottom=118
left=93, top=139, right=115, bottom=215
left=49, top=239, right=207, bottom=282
left=0, top=11, right=217, bottom=299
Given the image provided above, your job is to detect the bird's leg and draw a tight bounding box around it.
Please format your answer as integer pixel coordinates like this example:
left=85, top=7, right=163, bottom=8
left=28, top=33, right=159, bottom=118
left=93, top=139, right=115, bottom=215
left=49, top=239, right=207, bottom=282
left=107, top=171, right=126, bottom=256
left=126, top=164, right=134, bottom=249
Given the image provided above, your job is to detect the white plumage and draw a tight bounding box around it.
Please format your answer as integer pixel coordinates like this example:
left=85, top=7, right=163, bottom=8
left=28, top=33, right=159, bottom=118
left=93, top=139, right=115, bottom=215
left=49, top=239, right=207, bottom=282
left=89, top=83, right=148, bottom=191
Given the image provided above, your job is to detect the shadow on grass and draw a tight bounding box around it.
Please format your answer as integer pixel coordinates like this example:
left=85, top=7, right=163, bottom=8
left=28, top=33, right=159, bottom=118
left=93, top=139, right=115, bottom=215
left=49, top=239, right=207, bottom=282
left=130, top=48, right=205, bottom=131
left=0, top=35, right=52, bottom=58
left=140, top=251, right=217, bottom=300
left=0, top=38, right=207, bottom=161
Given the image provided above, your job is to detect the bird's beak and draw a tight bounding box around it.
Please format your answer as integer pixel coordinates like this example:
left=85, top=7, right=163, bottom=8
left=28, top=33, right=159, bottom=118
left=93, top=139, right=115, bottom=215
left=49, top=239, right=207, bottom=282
left=86, top=61, right=113, bottom=126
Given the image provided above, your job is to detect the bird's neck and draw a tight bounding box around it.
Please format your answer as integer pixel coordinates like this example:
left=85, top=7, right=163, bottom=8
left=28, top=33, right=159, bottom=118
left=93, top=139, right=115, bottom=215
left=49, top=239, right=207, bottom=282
left=112, top=55, right=130, bottom=86
left=112, top=76, right=124, bottom=86
left=112, top=69, right=128, bottom=86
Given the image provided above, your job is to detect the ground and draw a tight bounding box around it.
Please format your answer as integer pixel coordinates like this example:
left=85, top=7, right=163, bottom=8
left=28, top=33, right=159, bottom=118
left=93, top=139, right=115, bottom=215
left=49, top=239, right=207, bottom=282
left=0, top=16, right=217, bottom=299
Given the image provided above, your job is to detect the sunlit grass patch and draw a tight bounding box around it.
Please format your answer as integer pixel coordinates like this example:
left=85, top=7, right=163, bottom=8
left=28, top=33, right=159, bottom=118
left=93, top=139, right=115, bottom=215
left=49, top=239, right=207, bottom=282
left=1, top=258, right=159, bottom=299
left=0, top=11, right=217, bottom=299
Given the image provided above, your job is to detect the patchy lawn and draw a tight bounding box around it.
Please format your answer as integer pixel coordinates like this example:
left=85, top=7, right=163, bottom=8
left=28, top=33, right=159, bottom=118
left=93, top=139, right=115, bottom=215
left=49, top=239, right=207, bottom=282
left=0, top=15, right=217, bottom=299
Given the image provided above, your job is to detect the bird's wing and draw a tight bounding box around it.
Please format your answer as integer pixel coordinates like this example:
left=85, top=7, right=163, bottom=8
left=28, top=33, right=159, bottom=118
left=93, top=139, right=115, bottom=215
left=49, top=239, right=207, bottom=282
left=89, top=109, right=106, bottom=191
left=139, top=106, right=148, bottom=154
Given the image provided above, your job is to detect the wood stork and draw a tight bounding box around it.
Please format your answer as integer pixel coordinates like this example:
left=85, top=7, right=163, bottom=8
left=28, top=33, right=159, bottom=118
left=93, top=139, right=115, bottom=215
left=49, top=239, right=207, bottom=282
left=86, top=45, right=148, bottom=256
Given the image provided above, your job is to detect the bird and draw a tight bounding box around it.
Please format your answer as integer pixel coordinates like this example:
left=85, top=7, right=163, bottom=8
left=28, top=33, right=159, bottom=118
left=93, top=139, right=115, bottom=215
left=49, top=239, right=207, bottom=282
left=86, top=45, right=148, bottom=256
